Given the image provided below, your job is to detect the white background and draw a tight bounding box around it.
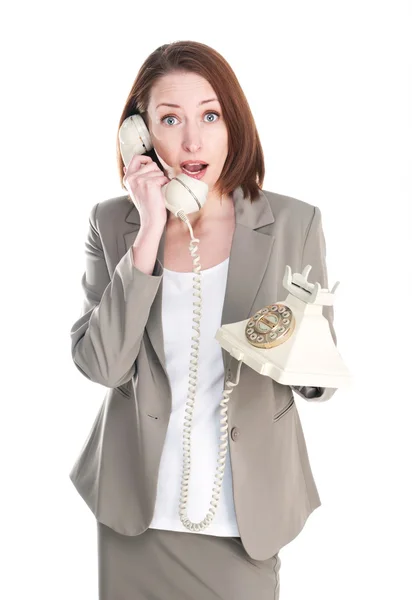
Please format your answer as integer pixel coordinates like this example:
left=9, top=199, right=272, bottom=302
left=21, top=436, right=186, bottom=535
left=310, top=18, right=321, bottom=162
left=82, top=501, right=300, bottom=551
left=1, top=1, right=411, bottom=598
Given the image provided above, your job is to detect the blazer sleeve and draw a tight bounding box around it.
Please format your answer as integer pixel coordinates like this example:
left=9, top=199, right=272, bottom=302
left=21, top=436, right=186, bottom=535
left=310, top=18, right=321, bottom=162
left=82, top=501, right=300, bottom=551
left=70, top=202, right=164, bottom=388
left=291, top=205, right=338, bottom=403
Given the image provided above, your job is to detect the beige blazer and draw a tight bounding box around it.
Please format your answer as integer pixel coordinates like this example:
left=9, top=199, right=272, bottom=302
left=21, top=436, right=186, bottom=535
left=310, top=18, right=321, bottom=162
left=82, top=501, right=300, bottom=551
left=69, top=185, right=338, bottom=561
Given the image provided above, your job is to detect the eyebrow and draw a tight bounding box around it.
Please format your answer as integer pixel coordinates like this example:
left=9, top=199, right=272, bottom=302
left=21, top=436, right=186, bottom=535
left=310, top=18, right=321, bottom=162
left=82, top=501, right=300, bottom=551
left=156, top=98, right=218, bottom=110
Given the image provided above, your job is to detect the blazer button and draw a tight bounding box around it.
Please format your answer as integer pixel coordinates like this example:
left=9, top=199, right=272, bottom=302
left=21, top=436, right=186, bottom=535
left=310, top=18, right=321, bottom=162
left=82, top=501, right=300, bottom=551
left=230, top=427, right=240, bottom=441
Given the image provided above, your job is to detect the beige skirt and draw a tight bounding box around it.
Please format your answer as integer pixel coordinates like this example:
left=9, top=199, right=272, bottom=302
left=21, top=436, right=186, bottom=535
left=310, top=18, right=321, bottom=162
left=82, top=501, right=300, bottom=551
left=97, top=521, right=281, bottom=600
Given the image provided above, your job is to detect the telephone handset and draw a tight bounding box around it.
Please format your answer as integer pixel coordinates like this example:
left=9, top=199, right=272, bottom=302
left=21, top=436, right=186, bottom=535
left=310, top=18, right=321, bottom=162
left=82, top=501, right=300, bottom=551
left=118, top=114, right=350, bottom=536
left=119, top=114, right=209, bottom=218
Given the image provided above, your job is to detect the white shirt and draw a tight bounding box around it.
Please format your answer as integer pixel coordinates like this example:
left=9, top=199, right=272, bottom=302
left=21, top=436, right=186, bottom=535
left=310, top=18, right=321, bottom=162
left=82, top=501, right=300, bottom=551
left=149, top=257, right=240, bottom=537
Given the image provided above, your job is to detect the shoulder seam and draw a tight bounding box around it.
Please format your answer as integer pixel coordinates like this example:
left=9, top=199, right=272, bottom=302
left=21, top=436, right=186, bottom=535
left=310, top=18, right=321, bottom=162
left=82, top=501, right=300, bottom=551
left=89, top=202, right=100, bottom=234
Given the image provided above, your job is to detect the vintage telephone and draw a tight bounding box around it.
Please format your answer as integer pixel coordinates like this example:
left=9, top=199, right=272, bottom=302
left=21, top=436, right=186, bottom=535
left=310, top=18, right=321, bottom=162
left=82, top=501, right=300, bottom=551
left=118, top=114, right=350, bottom=534
left=119, top=114, right=209, bottom=218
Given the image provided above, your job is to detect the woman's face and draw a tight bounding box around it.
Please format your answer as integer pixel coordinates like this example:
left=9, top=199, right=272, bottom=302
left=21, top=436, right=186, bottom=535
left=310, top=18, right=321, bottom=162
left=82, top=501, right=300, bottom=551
left=145, top=71, right=228, bottom=194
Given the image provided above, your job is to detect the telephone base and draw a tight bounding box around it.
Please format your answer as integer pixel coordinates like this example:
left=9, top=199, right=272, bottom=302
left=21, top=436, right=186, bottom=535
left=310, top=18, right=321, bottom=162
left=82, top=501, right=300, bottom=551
left=215, top=320, right=351, bottom=388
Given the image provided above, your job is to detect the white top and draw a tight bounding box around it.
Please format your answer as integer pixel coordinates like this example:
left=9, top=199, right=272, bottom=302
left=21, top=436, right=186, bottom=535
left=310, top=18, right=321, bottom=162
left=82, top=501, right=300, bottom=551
left=148, top=257, right=240, bottom=537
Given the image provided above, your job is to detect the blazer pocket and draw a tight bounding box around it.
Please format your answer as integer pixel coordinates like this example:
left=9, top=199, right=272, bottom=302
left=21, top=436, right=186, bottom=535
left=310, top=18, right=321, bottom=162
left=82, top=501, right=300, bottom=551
left=272, top=396, right=295, bottom=423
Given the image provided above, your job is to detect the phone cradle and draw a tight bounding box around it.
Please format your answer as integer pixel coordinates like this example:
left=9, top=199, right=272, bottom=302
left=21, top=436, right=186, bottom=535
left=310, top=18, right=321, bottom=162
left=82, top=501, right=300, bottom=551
left=215, top=264, right=351, bottom=388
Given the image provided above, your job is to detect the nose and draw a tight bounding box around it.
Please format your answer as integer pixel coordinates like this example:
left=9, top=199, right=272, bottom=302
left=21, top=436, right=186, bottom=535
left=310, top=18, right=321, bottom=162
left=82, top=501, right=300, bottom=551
left=182, top=122, right=202, bottom=153
left=184, top=142, right=201, bottom=153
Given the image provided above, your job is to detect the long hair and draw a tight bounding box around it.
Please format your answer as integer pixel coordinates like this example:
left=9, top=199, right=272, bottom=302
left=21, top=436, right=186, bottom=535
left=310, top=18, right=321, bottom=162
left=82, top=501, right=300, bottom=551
left=116, top=40, right=265, bottom=203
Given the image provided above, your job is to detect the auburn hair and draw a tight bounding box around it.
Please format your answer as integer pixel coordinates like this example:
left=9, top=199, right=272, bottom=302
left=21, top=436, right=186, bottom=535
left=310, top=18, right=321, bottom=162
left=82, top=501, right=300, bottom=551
left=116, top=40, right=265, bottom=203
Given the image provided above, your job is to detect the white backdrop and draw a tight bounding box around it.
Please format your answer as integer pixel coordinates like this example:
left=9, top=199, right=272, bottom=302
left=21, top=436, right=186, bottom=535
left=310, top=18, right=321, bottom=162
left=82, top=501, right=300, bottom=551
left=1, top=1, right=411, bottom=598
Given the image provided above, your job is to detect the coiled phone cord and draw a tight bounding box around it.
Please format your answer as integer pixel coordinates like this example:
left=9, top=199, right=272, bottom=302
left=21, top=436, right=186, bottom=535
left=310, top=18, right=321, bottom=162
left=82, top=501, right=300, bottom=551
left=175, top=209, right=243, bottom=533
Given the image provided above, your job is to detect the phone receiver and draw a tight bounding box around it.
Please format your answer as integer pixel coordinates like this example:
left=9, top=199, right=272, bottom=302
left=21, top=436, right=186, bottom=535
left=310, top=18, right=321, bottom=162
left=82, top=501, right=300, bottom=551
left=119, top=114, right=209, bottom=217
left=215, top=264, right=351, bottom=389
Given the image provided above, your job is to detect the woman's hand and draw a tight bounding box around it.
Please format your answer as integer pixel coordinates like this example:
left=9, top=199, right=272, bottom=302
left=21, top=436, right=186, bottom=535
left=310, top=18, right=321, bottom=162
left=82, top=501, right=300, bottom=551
left=123, top=155, right=171, bottom=229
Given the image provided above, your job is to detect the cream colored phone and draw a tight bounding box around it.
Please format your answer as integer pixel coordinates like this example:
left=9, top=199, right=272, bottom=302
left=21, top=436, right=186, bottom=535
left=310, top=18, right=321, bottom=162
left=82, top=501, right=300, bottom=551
left=216, top=264, right=350, bottom=388
left=118, top=114, right=350, bottom=536
left=119, top=114, right=209, bottom=218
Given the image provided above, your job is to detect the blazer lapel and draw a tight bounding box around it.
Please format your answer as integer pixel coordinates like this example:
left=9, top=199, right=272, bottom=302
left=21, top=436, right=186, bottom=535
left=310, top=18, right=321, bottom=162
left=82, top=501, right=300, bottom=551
left=122, top=185, right=275, bottom=375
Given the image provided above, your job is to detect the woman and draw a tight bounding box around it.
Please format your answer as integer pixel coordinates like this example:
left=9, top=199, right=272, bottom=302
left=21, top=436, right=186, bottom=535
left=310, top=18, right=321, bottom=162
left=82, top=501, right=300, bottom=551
left=69, top=40, right=337, bottom=600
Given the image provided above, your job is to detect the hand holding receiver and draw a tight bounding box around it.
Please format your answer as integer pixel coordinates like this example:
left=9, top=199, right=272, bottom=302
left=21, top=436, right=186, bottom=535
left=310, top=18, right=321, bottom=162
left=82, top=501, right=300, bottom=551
left=119, top=114, right=209, bottom=222
left=123, top=154, right=170, bottom=228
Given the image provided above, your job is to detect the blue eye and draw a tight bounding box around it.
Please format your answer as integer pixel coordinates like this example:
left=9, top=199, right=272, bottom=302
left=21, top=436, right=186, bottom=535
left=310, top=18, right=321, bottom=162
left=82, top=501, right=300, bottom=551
left=162, top=115, right=178, bottom=126
left=205, top=112, right=219, bottom=122
left=161, top=111, right=220, bottom=126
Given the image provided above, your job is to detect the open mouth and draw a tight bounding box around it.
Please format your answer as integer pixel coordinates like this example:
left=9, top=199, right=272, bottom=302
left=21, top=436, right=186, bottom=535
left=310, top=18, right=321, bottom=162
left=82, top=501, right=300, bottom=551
left=181, top=164, right=208, bottom=175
